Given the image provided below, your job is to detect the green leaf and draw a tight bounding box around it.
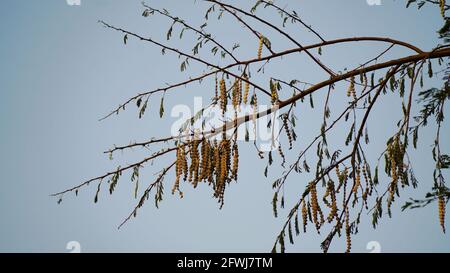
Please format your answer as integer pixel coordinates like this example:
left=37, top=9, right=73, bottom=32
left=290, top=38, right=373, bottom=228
left=428, top=60, right=433, bottom=78
left=166, top=25, right=173, bottom=40
left=94, top=182, right=101, bottom=203
left=159, top=95, right=165, bottom=118
left=139, top=99, right=148, bottom=119
left=272, top=192, right=278, bottom=218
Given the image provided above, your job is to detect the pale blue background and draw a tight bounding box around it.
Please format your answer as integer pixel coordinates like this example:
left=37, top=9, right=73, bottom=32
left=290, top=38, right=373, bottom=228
left=0, top=0, right=449, bottom=252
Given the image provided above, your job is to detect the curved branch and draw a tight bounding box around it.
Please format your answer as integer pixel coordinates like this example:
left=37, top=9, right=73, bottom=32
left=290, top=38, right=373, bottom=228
left=141, top=2, right=240, bottom=63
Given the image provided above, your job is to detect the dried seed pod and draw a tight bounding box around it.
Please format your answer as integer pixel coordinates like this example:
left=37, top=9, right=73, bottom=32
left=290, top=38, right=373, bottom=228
left=220, top=78, right=227, bottom=113
left=282, top=114, right=293, bottom=150
left=232, top=79, right=239, bottom=110
left=188, top=144, right=194, bottom=182
left=270, top=79, right=279, bottom=104
left=192, top=136, right=200, bottom=187
left=343, top=166, right=349, bottom=177
left=328, top=195, right=338, bottom=224
left=181, top=144, right=188, bottom=181
left=440, top=0, right=446, bottom=18
left=207, top=140, right=216, bottom=184
left=200, top=138, right=209, bottom=181
left=213, top=141, right=227, bottom=207
left=231, top=142, right=239, bottom=181
left=243, top=73, right=250, bottom=104
left=301, top=200, right=308, bottom=233
left=345, top=208, right=351, bottom=253
left=391, top=159, right=397, bottom=183
left=439, top=195, right=446, bottom=233
left=225, top=139, right=231, bottom=181
left=238, top=78, right=243, bottom=105
left=323, top=185, right=331, bottom=204
left=362, top=164, right=369, bottom=186
left=257, top=35, right=263, bottom=59
left=347, top=76, right=356, bottom=99
left=251, top=92, right=258, bottom=130
left=214, top=74, right=218, bottom=103
left=214, top=140, right=221, bottom=182
left=353, top=167, right=361, bottom=193
left=309, top=182, right=321, bottom=232
left=172, top=144, right=183, bottom=195
left=215, top=140, right=229, bottom=204
left=318, top=205, right=325, bottom=225
left=220, top=148, right=227, bottom=183
left=326, top=182, right=338, bottom=223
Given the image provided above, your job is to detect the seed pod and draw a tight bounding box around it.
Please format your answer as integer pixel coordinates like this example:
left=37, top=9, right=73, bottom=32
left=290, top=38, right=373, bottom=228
left=309, top=182, right=321, bottom=232
left=200, top=138, right=209, bottom=181
left=353, top=167, right=361, bottom=193
left=323, top=185, right=331, bottom=204
left=251, top=92, right=258, bottom=129
left=232, top=79, right=239, bottom=110
left=220, top=148, right=227, bottom=183
left=327, top=182, right=338, bottom=223
left=270, top=79, right=279, bottom=104
left=214, top=140, right=221, bottom=181
left=391, top=159, right=397, bottom=183
left=243, top=73, right=250, bottom=104
left=216, top=140, right=229, bottom=202
left=191, top=135, right=200, bottom=187
left=213, top=141, right=227, bottom=207
left=214, top=74, right=218, bottom=103
left=301, top=200, right=308, bottom=233
left=188, top=144, right=193, bottom=182
left=347, top=76, right=355, bottom=99
left=345, top=208, right=351, bottom=253
left=318, top=205, right=325, bottom=225
left=238, top=78, right=243, bottom=105
left=172, top=144, right=183, bottom=195
left=283, top=114, right=293, bottom=150
left=231, top=142, right=239, bottom=180
left=207, top=140, right=216, bottom=184
left=257, top=35, right=263, bottom=59
left=181, top=144, right=188, bottom=181
left=440, top=0, right=446, bottom=18
left=220, top=78, right=227, bottom=113
left=225, top=139, right=231, bottom=181
left=278, top=145, right=286, bottom=167
left=362, top=164, right=368, bottom=186
left=439, top=195, right=446, bottom=233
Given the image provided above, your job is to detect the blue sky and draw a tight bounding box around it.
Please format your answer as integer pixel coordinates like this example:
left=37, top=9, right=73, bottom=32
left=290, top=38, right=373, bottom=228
left=0, top=0, right=449, bottom=252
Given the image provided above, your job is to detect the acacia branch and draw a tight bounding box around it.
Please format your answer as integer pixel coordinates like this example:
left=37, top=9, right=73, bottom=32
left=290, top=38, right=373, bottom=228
left=99, top=21, right=272, bottom=98
left=208, top=0, right=336, bottom=76
left=141, top=2, right=240, bottom=63
left=321, top=64, right=402, bottom=253
left=259, top=0, right=326, bottom=42
left=51, top=146, right=177, bottom=197
left=100, top=36, right=425, bottom=120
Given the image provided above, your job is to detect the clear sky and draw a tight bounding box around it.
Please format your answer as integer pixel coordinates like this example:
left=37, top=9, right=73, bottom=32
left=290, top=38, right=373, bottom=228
left=0, top=0, right=449, bottom=252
